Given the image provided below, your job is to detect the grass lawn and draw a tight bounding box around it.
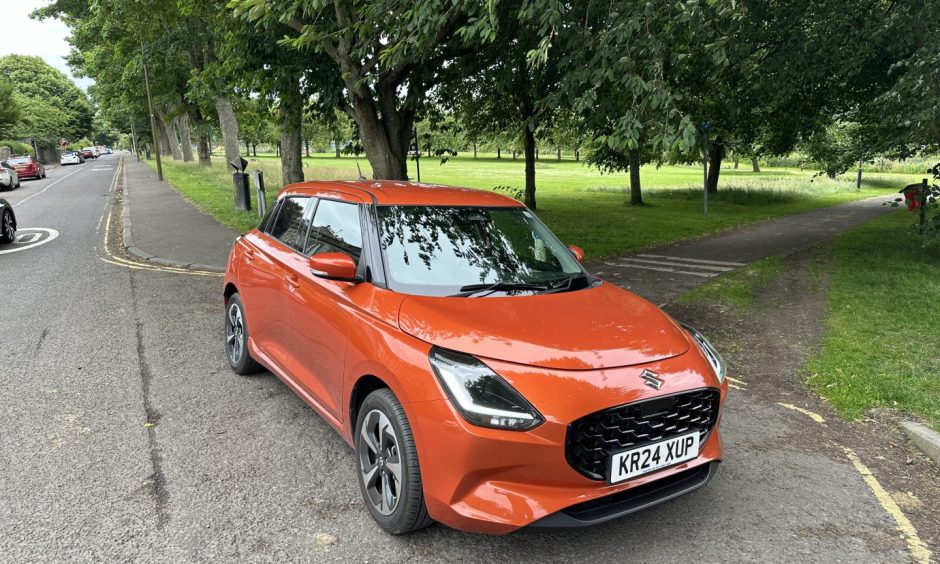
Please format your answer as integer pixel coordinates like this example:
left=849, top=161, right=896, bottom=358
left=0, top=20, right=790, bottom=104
left=676, top=256, right=784, bottom=309
left=807, top=213, right=940, bottom=431
left=146, top=152, right=916, bottom=258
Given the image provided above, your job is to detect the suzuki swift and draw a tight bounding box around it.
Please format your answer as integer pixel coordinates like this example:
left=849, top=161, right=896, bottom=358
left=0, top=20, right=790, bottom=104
left=223, top=180, right=727, bottom=535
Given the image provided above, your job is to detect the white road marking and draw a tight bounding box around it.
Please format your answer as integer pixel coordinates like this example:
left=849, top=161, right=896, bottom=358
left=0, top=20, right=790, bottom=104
left=603, top=261, right=718, bottom=278
left=637, top=254, right=746, bottom=267
left=620, top=257, right=735, bottom=272
left=0, top=228, right=59, bottom=255
left=13, top=166, right=86, bottom=207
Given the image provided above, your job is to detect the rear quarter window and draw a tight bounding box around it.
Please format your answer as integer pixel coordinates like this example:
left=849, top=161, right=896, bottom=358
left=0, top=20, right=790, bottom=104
left=265, top=197, right=311, bottom=251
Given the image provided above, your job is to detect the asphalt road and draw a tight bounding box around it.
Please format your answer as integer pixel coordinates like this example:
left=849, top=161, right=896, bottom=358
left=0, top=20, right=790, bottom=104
left=0, top=157, right=935, bottom=562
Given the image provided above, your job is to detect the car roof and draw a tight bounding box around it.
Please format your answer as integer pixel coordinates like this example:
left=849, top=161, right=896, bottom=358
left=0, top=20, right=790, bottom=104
left=280, top=180, right=524, bottom=207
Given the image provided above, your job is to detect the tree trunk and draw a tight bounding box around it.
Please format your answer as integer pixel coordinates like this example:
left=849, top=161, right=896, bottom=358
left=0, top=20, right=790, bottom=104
left=512, top=150, right=517, bottom=160
left=575, top=148, right=580, bottom=161
left=163, top=113, right=184, bottom=160
left=252, top=143, right=257, bottom=157
left=279, top=88, right=304, bottom=185
left=334, top=140, right=341, bottom=158
left=497, top=147, right=501, bottom=159
left=304, top=138, right=310, bottom=157
left=196, top=134, right=211, bottom=165
left=629, top=148, right=643, bottom=206
left=556, top=147, right=561, bottom=161
left=344, top=81, right=412, bottom=180
left=751, top=157, right=760, bottom=172
left=523, top=126, right=537, bottom=210
left=535, top=147, right=539, bottom=160
left=473, top=142, right=477, bottom=159
left=707, top=139, right=725, bottom=193
left=214, top=97, right=241, bottom=168
left=154, top=113, right=174, bottom=158
left=177, top=114, right=194, bottom=162
left=733, top=153, right=739, bottom=169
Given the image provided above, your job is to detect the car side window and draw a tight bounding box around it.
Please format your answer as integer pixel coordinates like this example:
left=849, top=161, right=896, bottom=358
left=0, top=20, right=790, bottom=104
left=266, top=197, right=311, bottom=251
left=303, top=200, right=363, bottom=262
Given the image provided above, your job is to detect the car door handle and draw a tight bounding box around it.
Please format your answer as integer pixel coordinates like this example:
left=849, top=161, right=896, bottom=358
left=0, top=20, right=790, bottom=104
left=243, top=248, right=255, bottom=262
left=285, top=273, right=300, bottom=290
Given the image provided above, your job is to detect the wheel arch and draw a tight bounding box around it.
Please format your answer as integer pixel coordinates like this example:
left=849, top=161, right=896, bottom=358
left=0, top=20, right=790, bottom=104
left=223, top=282, right=238, bottom=304
left=349, top=374, right=390, bottom=431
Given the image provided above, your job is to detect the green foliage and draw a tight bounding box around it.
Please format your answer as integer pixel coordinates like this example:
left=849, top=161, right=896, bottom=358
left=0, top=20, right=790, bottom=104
left=801, top=122, right=866, bottom=179
left=0, top=54, right=93, bottom=142
left=0, top=81, right=20, bottom=138
left=0, top=139, right=33, bottom=155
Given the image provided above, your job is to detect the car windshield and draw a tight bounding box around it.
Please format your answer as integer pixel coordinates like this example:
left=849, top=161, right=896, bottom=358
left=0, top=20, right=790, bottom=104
left=377, top=205, right=587, bottom=296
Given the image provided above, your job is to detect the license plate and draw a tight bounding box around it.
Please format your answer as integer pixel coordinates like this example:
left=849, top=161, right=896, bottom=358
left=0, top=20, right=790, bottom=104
left=608, top=432, right=700, bottom=484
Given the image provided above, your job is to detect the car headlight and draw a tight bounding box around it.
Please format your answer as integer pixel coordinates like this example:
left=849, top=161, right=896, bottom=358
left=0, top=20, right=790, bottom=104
left=428, top=347, right=544, bottom=431
left=680, top=323, right=726, bottom=383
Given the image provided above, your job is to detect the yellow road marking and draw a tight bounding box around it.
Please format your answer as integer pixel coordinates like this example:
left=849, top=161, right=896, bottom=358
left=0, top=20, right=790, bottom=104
left=843, top=447, right=933, bottom=564
left=726, top=376, right=747, bottom=386
left=777, top=402, right=826, bottom=424
left=97, top=158, right=222, bottom=278
left=728, top=383, right=744, bottom=390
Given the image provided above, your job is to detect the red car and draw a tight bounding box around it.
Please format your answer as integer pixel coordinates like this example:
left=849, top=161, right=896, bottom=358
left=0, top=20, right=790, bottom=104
left=8, top=156, right=46, bottom=180
left=223, top=181, right=727, bottom=534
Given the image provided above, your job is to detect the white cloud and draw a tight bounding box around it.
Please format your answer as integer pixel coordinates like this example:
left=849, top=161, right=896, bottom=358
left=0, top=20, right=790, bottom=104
left=0, top=0, right=94, bottom=91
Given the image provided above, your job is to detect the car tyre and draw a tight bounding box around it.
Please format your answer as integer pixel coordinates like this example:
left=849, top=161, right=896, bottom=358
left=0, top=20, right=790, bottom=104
left=355, top=388, right=433, bottom=535
left=1, top=210, right=15, bottom=243
left=224, top=293, right=261, bottom=375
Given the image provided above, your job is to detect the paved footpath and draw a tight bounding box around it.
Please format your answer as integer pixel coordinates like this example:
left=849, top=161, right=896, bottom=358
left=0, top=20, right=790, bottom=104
left=123, top=159, right=239, bottom=270
left=588, top=197, right=892, bottom=304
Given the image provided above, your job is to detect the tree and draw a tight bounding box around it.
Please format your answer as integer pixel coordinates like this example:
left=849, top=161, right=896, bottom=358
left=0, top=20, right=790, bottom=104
left=231, top=0, right=493, bottom=180
left=0, top=81, right=19, bottom=138
left=0, top=55, right=93, bottom=143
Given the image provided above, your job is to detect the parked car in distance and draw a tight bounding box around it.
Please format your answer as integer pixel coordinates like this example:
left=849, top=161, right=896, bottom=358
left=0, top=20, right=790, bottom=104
left=0, top=198, right=16, bottom=243
left=8, top=156, right=45, bottom=180
left=0, top=161, right=20, bottom=190
left=223, top=180, right=728, bottom=535
left=82, top=147, right=98, bottom=159
left=60, top=150, right=84, bottom=166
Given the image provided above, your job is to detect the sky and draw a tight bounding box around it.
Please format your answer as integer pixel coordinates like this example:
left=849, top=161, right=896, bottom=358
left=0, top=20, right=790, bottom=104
left=0, top=0, right=93, bottom=91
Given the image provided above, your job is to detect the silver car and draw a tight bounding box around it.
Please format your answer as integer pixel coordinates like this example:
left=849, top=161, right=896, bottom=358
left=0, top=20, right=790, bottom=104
left=0, top=161, right=20, bottom=190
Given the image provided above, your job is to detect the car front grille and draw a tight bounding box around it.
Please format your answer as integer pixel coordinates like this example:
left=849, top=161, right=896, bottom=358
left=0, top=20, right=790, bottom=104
left=565, top=389, right=721, bottom=481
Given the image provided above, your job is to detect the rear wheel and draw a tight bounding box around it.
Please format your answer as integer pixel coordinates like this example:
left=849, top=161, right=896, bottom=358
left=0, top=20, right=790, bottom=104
left=355, top=389, right=433, bottom=534
left=1, top=210, right=15, bottom=243
left=224, top=293, right=261, bottom=374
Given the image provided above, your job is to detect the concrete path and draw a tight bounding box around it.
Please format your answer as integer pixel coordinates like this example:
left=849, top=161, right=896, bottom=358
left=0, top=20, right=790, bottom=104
left=588, top=197, right=893, bottom=304
left=123, top=158, right=239, bottom=270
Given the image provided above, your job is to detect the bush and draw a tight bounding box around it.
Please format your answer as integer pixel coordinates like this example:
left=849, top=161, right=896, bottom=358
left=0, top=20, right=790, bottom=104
left=0, top=139, right=33, bottom=156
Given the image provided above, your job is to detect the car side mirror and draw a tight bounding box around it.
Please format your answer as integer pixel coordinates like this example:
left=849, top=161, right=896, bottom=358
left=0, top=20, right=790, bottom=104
left=568, top=245, right=585, bottom=263
left=309, top=252, right=361, bottom=282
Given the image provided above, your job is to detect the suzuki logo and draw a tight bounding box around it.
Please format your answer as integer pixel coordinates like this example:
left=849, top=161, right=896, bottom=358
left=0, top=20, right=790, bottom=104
left=640, top=369, right=663, bottom=390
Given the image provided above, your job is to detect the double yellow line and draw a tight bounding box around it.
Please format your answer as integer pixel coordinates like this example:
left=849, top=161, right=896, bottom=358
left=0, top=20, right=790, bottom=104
left=97, top=158, right=223, bottom=278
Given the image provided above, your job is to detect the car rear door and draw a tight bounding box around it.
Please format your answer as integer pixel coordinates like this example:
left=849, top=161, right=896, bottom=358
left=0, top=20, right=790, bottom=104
left=281, top=194, right=367, bottom=419
left=236, top=196, right=312, bottom=368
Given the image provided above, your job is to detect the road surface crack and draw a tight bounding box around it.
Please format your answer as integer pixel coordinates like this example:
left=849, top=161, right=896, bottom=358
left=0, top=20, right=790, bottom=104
left=129, top=268, right=170, bottom=529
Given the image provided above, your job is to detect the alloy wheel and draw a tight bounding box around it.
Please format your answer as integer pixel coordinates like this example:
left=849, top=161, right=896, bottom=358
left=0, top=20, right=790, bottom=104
left=358, top=409, right=403, bottom=516
left=2, top=212, right=13, bottom=241
left=225, top=302, right=245, bottom=364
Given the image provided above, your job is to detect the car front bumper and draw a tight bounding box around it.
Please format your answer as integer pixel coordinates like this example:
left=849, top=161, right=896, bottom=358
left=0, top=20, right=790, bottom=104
left=407, top=355, right=727, bottom=535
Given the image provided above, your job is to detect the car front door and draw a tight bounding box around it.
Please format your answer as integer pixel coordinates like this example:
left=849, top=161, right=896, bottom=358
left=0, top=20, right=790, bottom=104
left=237, top=196, right=312, bottom=368
left=281, top=195, right=366, bottom=419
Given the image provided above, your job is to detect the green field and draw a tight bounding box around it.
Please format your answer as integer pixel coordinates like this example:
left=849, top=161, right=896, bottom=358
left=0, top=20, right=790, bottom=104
left=807, top=213, right=940, bottom=431
left=147, top=152, right=916, bottom=259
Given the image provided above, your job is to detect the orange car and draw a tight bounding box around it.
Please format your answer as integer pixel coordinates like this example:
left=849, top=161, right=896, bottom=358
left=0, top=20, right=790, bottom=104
left=223, top=180, right=728, bottom=535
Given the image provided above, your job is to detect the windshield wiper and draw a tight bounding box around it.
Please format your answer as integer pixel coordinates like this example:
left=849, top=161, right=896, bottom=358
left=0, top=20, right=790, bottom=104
left=449, top=281, right=549, bottom=297
left=542, top=273, right=589, bottom=294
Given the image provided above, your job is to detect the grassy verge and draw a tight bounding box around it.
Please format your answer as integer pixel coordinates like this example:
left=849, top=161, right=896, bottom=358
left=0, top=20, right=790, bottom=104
left=807, top=212, right=940, bottom=431
left=676, top=256, right=784, bottom=309
left=146, top=154, right=912, bottom=258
